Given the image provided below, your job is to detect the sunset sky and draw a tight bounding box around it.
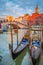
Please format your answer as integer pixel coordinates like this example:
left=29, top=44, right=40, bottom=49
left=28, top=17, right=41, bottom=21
left=0, top=0, right=43, bottom=17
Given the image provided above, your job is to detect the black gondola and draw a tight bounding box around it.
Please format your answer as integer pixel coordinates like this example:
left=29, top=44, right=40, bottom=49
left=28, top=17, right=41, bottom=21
left=29, top=40, right=41, bottom=64
left=9, top=22, right=29, bottom=60
left=9, top=38, right=28, bottom=59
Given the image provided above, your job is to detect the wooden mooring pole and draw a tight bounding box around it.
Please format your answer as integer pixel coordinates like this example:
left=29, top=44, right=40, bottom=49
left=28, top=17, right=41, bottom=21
left=10, top=24, right=13, bottom=52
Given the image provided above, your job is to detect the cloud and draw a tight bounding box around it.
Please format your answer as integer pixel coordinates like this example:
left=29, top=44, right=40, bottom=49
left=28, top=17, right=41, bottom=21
left=0, top=1, right=33, bottom=18
left=0, top=0, right=43, bottom=18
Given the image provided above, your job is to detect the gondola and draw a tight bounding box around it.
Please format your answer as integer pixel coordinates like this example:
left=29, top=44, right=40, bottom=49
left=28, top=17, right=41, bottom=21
left=2, top=23, right=8, bottom=32
left=29, top=39, right=41, bottom=64
left=9, top=38, right=28, bottom=59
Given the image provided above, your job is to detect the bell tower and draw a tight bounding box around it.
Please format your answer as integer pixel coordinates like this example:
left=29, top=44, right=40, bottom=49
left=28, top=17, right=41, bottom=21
left=35, top=5, right=38, bottom=14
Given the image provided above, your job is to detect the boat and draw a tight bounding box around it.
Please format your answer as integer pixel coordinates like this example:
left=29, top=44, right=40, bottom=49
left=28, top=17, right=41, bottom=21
left=9, top=23, right=29, bottom=59
left=2, top=23, right=8, bottom=32
left=29, top=38, right=41, bottom=64
left=9, top=37, right=28, bottom=59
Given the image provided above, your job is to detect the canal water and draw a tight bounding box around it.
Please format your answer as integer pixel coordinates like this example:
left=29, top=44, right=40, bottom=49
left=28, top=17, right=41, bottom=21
left=0, top=29, right=43, bottom=65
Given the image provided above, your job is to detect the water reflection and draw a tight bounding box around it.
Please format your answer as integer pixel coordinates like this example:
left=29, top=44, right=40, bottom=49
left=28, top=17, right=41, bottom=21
left=15, top=47, right=28, bottom=65
left=13, top=47, right=32, bottom=65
